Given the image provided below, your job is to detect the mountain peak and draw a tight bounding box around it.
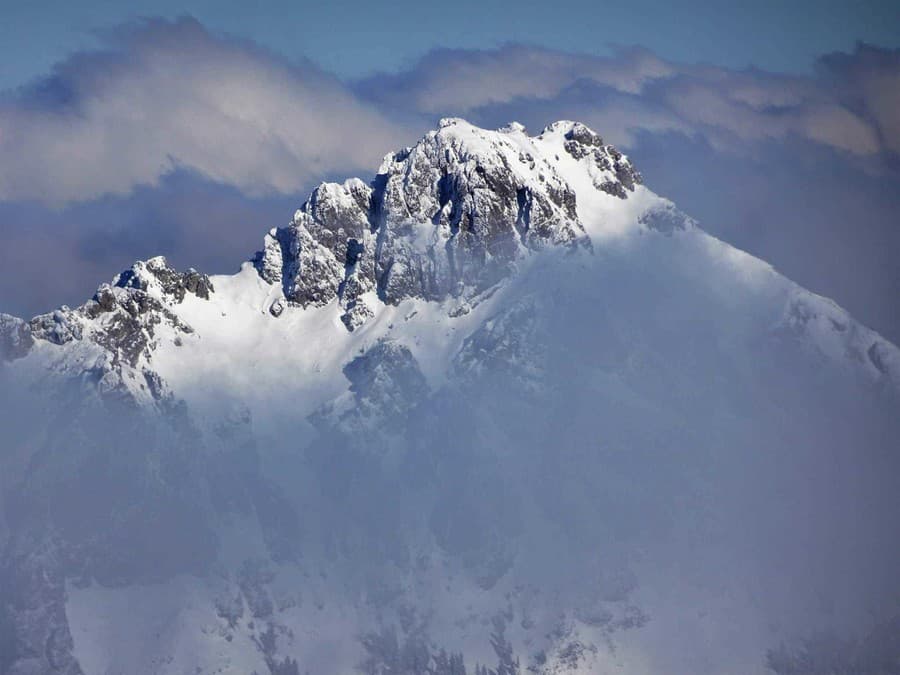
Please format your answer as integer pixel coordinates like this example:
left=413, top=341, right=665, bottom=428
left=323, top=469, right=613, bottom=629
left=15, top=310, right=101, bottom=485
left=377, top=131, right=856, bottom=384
left=437, top=116, right=468, bottom=128
left=5, top=119, right=898, bottom=410
left=254, top=119, right=642, bottom=330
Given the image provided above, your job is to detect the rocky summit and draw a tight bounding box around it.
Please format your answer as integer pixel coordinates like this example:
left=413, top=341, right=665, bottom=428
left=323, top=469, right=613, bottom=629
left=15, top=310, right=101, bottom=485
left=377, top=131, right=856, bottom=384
left=254, top=118, right=639, bottom=330
left=2, top=119, right=650, bottom=407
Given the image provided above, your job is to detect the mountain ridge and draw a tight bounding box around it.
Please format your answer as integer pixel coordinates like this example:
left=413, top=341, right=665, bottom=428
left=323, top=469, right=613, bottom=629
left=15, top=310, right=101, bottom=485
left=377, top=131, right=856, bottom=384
left=1, top=119, right=897, bottom=404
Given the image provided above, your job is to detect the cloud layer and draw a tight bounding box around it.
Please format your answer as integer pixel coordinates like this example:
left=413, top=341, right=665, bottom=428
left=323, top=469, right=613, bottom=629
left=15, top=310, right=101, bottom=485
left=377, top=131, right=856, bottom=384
left=0, top=17, right=411, bottom=204
left=3, top=22, right=898, bottom=207
left=359, top=42, right=900, bottom=159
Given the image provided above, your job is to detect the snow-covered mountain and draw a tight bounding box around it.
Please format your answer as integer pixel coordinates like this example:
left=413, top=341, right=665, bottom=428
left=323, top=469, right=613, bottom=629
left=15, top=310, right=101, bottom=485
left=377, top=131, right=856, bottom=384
left=1, top=119, right=899, bottom=675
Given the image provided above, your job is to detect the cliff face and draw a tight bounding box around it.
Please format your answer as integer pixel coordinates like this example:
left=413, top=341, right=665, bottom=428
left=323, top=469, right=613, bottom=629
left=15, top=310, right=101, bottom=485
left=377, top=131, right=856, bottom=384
left=254, top=118, right=638, bottom=330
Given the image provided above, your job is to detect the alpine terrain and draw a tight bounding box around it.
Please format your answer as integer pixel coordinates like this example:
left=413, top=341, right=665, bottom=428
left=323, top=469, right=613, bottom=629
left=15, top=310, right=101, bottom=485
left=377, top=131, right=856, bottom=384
left=1, top=119, right=899, bottom=675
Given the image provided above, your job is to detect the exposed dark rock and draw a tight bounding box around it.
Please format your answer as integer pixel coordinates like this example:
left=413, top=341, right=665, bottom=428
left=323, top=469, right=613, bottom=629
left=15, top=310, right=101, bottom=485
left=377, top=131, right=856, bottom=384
left=89, top=290, right=190, bottom=371
left=638, top=202, right=694, bottom=234
left=342, top=340, right=428, bottom=422
left=559, top=122, right=642, bottom=200
left=117, top=257, right=215, bottom=304
left=311, top=340, right=429, bottom=436
left=599, top=180, right=628, bottom=199
left=253, top=120, right=629, bottom=331
left=182, top=268, right=214, bottom=299
left=23, top=257, right=208, bottom=403
left=29, top=308, right=83, bottom=346
left=564, top=123, right=604, bottom=148
left=112, top=257, right=213, bottom=305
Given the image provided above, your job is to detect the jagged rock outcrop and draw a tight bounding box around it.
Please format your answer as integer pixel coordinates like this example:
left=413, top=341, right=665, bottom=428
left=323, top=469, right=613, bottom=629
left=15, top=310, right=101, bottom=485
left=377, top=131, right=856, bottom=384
left=638, top=202, right=695, bottom=234
left=311, top=339, right=428, bottom=435
left=557, top=121, right=642, bottom=198
left=254, top=119, right=641, bottom=330
left=28, top=307, right=83, bottom=347
left=19, top=256, right=214, bottom=404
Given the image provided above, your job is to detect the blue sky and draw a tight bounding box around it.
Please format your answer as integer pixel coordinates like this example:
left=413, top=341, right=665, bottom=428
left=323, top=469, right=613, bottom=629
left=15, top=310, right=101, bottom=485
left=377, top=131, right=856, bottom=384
left=0, top=4, right=899, bottom=345
left=2, top=0, right=899, bottom=91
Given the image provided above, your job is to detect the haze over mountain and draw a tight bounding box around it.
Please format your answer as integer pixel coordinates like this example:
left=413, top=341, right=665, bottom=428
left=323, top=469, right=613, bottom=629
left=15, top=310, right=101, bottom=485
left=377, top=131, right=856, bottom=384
left=1, top=119, right=899, bottom=675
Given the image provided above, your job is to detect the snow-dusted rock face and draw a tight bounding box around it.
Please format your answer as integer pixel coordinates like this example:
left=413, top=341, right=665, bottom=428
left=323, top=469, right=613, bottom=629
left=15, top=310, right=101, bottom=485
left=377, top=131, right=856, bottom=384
left=254, top=118, right=639, bottom=330
left=2, top=119, right=900, bottom=675
left=9, top=256, right=214, bottom=406
left=312, top=339, right=429, bottom=435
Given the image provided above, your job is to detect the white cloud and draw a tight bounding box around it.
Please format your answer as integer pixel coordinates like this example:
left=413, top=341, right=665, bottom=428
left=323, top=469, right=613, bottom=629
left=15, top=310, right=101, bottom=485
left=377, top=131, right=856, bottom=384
left=0, top=17, right=413, bottom=204
left=360, top=43, right=900, bottom=160
left=365, top=45, right=673, bottom=113
left=3, top=24, right=898, bottom=207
